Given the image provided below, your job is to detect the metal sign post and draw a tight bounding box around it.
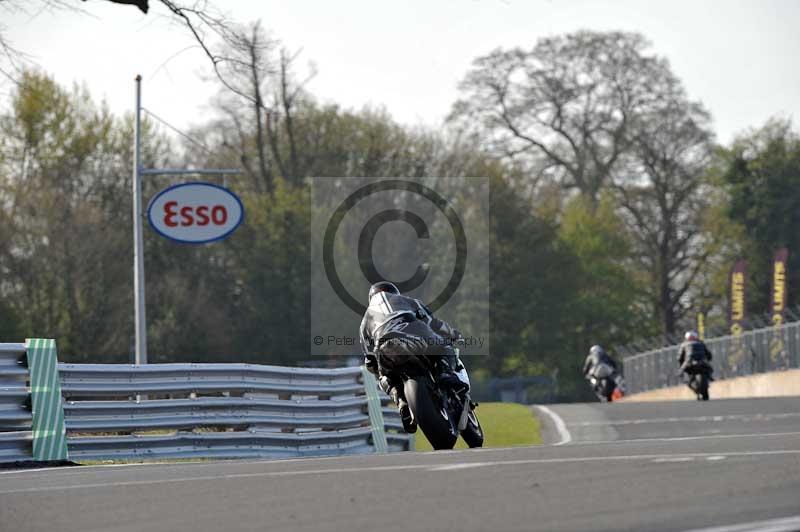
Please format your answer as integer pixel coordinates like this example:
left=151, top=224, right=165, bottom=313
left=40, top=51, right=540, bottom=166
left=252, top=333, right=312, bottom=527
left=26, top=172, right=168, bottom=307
left=132, top=75, right=240, bottom=365
left=133, top=75, right=147, bottom=365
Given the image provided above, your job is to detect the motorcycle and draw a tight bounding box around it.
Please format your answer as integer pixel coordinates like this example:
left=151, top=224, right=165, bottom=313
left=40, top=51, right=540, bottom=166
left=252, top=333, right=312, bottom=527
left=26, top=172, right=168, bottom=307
left=586, top=363, right=625, bottom=402
left=377, top=345, right=483, bottom=450
left=682, top=361, right=711, bottom=401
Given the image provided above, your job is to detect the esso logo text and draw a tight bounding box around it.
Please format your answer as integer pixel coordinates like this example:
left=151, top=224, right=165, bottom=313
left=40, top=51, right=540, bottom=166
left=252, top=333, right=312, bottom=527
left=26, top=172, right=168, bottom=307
left=146, top=182, right=244, bottom=244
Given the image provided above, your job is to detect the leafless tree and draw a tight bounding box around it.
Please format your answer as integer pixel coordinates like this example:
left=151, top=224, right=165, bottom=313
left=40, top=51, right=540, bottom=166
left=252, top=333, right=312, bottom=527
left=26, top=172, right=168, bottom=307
left=614, top=80, right=715, bottom=336
left=208, top=21, right=315, bottom=193
left=449, top=31, right=676, bottom=204
left=0, top=1, right=235, bottom=88
left=212, top=21, right=279, bottom=193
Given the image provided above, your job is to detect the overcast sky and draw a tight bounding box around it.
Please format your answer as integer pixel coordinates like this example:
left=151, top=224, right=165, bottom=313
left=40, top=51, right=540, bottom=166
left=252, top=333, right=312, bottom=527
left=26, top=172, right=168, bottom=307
left=4, top=0, right=799, bottom=145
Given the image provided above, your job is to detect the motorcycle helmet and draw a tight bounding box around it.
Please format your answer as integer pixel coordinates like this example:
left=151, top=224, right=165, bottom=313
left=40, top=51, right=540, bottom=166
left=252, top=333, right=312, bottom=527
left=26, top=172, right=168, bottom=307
left=368, top=281, right=400, bottom=301
left=685, top=331, right=699, bottom=342
left=589, top=345, right=604, bottom=356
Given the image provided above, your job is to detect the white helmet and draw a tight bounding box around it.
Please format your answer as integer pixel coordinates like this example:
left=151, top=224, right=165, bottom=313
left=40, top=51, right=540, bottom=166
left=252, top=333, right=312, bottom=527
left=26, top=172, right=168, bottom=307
left=685, top=331, right=699, bottom=341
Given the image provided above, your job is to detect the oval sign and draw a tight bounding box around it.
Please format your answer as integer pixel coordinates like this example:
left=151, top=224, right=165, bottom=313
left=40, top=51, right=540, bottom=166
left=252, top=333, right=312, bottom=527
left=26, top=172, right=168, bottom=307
left=146, top=182, right=244, bottom=244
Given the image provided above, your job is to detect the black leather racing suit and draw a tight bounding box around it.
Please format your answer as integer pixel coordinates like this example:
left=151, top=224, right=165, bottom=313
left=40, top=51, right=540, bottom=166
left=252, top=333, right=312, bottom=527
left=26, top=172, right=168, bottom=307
left=678, top=340, right=713, bottom=376
left=582, top=349, right=618, bottom=379
left=360, top=291, right=460, bottom=389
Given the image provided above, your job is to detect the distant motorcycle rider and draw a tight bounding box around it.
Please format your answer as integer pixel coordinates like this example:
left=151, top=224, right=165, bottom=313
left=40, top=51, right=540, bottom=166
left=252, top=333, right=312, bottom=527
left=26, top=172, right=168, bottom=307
left=582, top=345, right=618, bottom=381
left=360, top=281, right=464, bottom=433
left=678, top=331, right=713, bottom=379
left=583, top=345, right=623, bottom=401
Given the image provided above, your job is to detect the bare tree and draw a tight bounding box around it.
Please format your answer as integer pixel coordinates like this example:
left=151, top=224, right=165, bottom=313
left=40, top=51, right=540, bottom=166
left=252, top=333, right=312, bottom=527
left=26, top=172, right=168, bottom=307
left=84, top=0, right=148, bottom=13
left=449, top=31, right=675, bottom=204
left=212, top=21, right=279, bottom=193
left=275, top=48, right=310, bottom=182
left=614, top=80, right=715, bottom=336
left=207, top=21, right=315, bottom=192
left=0, top=1, right=235, bottom=87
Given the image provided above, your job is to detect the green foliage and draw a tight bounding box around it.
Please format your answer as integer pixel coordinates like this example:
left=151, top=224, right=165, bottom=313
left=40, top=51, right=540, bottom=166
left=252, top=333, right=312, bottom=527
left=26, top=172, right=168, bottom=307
left=226, top=180, right=311, bottom=364
left=0, top=301, right=21, bottom=341
left=489, top=176, right=578, bottom=378
left=557, top=195, right=651, bottom=391
left=559, top=194, right=642, bottom=333
left=721, top=119, right=800, bottom=316
left=0, top=71, right=145, bottom=360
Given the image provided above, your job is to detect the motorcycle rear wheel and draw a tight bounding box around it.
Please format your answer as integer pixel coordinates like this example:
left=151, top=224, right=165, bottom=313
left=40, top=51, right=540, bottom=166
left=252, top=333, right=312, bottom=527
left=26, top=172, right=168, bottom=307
left=697, top=374, right=709, bottom=401
left=404, top=377, right=457, bottom=450
left=690, top=373, right=710, bottom=400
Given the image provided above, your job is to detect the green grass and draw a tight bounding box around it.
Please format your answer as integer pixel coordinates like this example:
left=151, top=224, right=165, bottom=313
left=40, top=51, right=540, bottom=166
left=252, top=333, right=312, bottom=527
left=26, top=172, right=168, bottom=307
left=412, top=402, right=542, bottom=451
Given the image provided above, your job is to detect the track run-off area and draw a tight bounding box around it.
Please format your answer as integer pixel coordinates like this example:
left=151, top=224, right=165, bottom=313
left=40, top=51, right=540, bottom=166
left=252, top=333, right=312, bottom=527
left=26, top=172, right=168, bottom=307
left=1, top=397, right=799, bottom=532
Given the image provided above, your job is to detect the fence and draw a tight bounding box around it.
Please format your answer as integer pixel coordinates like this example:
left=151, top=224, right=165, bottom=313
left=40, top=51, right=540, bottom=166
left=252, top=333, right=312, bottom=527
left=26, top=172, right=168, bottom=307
left=623, top=321, right=800, bottom=394
left=0, top=341, right=411, bottom=464
left=615, top=306, right=800, bottom=356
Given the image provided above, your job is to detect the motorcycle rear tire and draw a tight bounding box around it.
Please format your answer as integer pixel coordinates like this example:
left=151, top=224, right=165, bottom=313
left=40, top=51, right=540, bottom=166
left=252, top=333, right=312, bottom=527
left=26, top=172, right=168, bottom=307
left=697, top=373, right=710, bottom=401
left=595, top=378, right=614, bottom=402
left=690, top=373, right=710, bottom=401
left=405, top=377, right=457, bottom=450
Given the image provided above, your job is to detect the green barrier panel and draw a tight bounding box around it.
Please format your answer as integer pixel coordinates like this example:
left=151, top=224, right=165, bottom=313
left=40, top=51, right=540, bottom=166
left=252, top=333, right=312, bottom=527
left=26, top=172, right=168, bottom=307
left=27, top=339, right=68, bottom=461
left=360, top=366, right=388, bottom=454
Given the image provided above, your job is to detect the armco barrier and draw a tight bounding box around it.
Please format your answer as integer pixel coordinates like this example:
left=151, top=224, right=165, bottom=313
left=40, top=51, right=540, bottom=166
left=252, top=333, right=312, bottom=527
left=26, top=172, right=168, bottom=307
left=0, top=343, right=32, bottom=462
left=0, top=341, right=411, bottom=463
left=60, top=363, right=411, bottom=461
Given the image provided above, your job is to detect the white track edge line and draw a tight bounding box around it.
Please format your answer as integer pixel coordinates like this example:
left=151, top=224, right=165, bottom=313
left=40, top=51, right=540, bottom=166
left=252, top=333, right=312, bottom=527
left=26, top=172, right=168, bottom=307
left=680, top=514, right=800, bottom=532
left=534, top=405, right=572, bottom=445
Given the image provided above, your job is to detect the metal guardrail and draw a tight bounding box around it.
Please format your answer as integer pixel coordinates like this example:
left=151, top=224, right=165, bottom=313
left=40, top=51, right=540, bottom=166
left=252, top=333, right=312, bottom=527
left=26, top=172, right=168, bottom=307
left=67, top=428, right=378, bottom=461
left=0, top=344, right=411, bottom=464
left=0, top=343, right=33, bottom=462
left=59, top=363, right=366, bottom=397
left=623, top=321, right=800, bottom=394
left=60, top=362, right=411, bottom=461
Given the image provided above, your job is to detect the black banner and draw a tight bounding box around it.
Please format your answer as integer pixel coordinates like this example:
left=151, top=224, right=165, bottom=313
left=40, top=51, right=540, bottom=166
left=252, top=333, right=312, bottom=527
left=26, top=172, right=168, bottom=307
left=729, top=259, right=747, bottom=336
left=771, top=248, right=789, bottom=326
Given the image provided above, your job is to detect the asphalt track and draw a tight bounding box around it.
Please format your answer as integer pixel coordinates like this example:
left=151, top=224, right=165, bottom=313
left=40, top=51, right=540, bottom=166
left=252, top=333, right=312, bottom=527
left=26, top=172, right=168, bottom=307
left=1, top=397, right=799, bottom=532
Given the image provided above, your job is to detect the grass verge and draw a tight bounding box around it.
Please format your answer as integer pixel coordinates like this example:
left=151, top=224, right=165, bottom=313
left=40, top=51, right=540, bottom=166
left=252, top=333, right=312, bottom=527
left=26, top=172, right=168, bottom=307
left=412, top=402, right=541, bottom=451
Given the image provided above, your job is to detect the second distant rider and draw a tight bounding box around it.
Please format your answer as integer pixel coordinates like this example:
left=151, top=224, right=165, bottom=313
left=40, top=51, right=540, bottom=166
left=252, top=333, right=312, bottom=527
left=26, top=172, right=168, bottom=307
left=677, top=331, right=714, bottom=380
left=582, top=344, right=618, bottom=381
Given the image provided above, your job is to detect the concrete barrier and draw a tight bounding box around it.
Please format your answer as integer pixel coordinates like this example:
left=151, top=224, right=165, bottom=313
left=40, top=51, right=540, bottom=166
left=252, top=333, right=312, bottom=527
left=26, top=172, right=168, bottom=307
left=623, top=369, right=800, bottom=402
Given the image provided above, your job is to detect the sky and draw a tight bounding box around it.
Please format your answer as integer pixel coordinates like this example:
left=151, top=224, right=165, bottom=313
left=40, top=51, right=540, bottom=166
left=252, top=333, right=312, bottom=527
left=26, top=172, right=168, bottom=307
left=3, top=0, right=800, bottom=145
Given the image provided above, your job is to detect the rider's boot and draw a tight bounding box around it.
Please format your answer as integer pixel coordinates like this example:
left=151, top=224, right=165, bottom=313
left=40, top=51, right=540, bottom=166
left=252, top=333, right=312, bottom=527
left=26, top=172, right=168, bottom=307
left=390, top=387, right=417, bottom=434
left=379, top=376, right=416, bottom=433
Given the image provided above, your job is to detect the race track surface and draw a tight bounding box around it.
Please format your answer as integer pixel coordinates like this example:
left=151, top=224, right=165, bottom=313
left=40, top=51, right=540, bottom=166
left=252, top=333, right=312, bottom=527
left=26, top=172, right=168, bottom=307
left=2, top=397, right=799, bottom=532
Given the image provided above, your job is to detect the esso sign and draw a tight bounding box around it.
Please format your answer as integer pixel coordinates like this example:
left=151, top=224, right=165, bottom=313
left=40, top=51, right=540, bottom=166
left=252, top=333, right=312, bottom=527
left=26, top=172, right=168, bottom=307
left=147, top=182, right=244, bottom=244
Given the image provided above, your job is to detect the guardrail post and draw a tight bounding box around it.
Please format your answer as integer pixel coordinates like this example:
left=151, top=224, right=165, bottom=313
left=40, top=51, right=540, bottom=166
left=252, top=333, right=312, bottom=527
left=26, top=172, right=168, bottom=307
left=360, top=366, right=388, bottom=454
left=26, top=339, right=68, bottom=461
